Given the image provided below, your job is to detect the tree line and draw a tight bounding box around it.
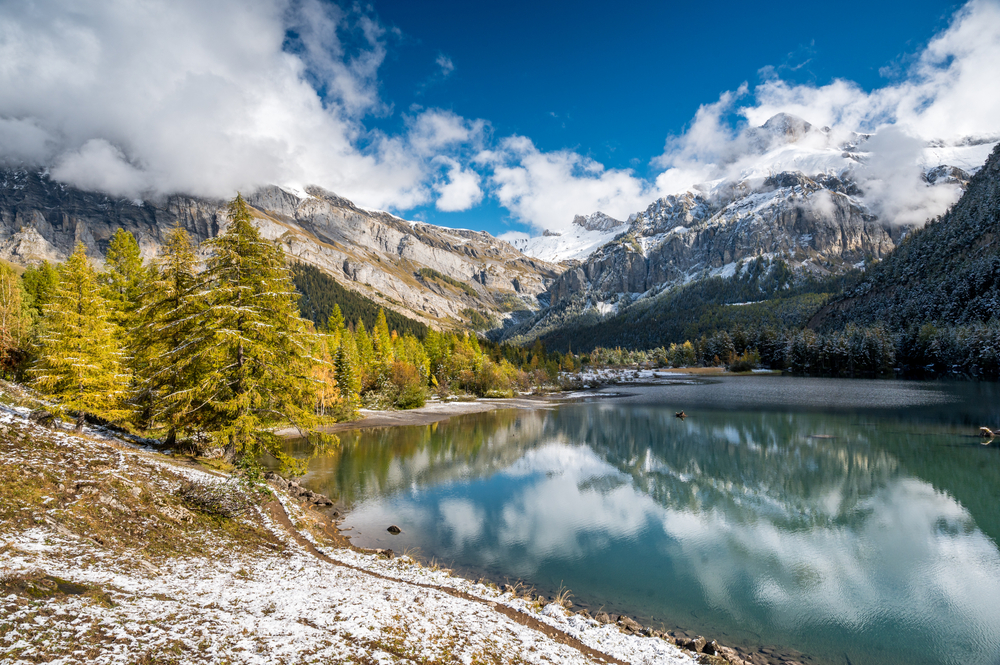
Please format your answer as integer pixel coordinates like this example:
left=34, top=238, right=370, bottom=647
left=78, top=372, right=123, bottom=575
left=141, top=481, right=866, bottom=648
left=0, top=195, right=580, bottom=473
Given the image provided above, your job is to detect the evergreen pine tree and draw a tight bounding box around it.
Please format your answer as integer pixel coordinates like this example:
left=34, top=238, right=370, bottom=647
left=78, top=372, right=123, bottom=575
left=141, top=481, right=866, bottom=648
left=31, top=243, right=128, bottom=430
left=327, top=304, right=345, bottom=346
left=21, top=260, right=59, bottom=319
left=335, top=331, right=360, bottom=418
left=192, top=194, right=322, bottom=471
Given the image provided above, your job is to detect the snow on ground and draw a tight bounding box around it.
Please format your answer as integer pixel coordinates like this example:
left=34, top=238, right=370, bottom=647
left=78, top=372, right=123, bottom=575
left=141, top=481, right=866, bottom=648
left=0, top=388, right=701, bottom=665
left=573, top=368, right=705, bottom=389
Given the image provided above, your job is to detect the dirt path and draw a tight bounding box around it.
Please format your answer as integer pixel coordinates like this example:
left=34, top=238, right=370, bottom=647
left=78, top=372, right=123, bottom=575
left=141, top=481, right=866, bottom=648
left=266, top=499, right=628, bottom=665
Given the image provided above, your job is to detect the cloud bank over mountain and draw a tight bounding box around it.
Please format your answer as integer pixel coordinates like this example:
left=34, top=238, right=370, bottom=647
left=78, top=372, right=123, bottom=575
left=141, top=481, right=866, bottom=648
left=0, top=0, right=998, bottom=233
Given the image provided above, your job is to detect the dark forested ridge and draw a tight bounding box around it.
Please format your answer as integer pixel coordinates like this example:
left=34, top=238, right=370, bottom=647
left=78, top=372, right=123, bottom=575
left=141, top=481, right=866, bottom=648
left=811, top=142, right=1000, bottom=332
left=537, top=257, right=854, bottom=352
left=291, top=263, right=428, bottom=337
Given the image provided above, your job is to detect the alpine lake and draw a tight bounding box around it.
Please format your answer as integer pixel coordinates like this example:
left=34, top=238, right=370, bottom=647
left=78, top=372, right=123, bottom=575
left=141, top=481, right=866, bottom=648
left=279, top=376, right=1000, bottom=665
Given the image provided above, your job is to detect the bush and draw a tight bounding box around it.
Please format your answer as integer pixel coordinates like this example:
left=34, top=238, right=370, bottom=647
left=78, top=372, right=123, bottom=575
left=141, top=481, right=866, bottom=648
left=727, top=348, right=761, bottom=373
left=388, top=361, right=426, bottom=409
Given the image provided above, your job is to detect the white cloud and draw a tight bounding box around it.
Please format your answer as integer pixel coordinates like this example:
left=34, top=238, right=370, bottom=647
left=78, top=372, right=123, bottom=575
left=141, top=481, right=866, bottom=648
left=407, top=110, right=484, bottom=156
left=0, top=0, right=998, bottom=234
left=433, top=158, right=483, bottom=212
left=485, top=136, right=655, bottom=234
left=0, top=0, right=469, bottom=212
left=435, top=53, right=455, bottom=78
left=649, top=0, right=1000, bottom=228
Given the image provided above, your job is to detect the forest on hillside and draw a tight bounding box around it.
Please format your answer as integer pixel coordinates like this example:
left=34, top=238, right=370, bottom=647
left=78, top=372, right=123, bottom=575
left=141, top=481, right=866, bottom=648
left=0, top=197, right=578, bottom=476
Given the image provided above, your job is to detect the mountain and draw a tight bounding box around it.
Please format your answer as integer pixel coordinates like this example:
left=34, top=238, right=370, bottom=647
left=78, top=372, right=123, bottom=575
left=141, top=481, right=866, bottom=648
left=810, top=142, right=1000, bottom=332
left=0, top=169, right=562, bottom=329
left=503, top=212, right=628, bottom=263
left=497, top=114, right=997, bottom=346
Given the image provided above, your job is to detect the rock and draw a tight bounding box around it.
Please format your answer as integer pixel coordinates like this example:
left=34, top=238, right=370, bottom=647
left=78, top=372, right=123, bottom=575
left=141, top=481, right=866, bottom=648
left=594, top=611, right=612, bottom=624
left=704, top=640, right=720, bottom=655
left=683, top=636, right=707, bottom=652
left=575, top=608, right=591, bottom=618
left=386, top=525, right=401, bottom=534
left=29, top=410, right=56, bottom=427
left=617, top=615, right=643, bottom=634
left=0, top=169, right=560, bottom=330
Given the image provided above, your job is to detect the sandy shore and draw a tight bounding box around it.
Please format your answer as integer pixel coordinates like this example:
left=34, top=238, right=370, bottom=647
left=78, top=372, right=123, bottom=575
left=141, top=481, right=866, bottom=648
left=278, top=394, right=564, bottom=436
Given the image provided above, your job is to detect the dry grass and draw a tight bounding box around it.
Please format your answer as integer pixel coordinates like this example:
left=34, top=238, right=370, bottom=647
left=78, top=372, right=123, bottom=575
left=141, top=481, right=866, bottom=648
left=0, top=414, right=285, bottom=562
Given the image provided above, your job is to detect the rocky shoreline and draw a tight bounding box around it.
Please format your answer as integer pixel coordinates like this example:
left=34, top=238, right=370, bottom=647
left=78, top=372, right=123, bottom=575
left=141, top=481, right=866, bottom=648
left=265, top=420, right=815, bottom=665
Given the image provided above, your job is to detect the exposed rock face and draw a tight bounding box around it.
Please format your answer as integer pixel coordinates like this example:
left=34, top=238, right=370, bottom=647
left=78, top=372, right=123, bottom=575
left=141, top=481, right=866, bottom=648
left=572, top=212, right=624, bottom=233
left=0, top=170, right=561, bottom=327
left=545, top=170, right=903, bottom=308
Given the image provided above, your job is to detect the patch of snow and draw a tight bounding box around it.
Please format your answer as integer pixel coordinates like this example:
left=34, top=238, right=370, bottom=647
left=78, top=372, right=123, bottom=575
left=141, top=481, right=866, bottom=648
left=501, top=221, right=629, bottom=263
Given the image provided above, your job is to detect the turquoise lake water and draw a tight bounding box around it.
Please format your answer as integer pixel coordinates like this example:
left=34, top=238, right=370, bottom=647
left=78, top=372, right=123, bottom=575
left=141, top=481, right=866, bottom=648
left=285, top=376, right=1000, bottom=665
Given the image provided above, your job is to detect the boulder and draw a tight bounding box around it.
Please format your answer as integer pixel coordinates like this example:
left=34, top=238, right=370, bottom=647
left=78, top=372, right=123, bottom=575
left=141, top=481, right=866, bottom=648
left=617, top=615, right=643, bottom=634
left=683, top=636, right=707, bottom=653
left=386, top=525, right=401, bottom=534
left=594, top=611, right=612, bottom=624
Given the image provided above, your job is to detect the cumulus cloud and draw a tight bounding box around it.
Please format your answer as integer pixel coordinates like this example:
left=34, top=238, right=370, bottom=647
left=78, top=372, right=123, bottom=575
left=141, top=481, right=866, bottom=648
left=0, top=0, right=998, bottom=234
left=0, top=0, right=471, bottom=211
left=433, top=157, right=483, bottom=212
left=483, top=136, right=656, bottom=233
left=648, top=0, right=1000, bottom=228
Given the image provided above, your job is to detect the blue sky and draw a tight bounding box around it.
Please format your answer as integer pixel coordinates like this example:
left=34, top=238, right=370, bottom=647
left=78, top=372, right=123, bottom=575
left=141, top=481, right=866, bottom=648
left=363, top=0, right=965, bottom=233
left=1, top=0, right=998, bottom=237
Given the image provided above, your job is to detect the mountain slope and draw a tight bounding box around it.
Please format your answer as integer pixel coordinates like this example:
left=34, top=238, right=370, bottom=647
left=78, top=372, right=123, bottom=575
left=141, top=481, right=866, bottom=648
left=498, top=114, right=995, bottom=345
left=810, top=142, right=1000, bottom=332
left=0, top=170, right=562, bottom=329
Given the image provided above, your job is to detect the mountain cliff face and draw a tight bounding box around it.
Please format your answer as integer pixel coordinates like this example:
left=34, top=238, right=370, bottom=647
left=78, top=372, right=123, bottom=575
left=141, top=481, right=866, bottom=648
left=497, top=114, right=995, bottom=344
left=809, top=142, right=1000, bottom=332
left=546, top=171, right=902, bottom=308
left=0, top=170, right=561, bottom=328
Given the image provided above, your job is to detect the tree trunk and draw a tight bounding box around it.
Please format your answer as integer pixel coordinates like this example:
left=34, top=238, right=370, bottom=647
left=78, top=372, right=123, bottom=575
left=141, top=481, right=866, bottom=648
left=75, top=411, right=85, bottom=432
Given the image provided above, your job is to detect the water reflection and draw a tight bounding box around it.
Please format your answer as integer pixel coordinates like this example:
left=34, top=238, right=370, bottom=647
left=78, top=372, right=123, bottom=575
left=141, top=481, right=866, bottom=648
left=288, top=378, right=1000, bottom=665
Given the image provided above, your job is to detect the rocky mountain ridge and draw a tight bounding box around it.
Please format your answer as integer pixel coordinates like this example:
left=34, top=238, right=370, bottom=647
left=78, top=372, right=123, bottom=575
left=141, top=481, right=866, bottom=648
left=496, top=114, right=997, bottom=344
left=0, top=169, right=562, bottom=328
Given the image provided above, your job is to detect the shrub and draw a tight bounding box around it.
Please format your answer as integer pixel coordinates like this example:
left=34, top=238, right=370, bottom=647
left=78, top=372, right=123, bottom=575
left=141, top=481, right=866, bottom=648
left=388, top=361, right=426, bottom=409
left=727, top=348, right=761, bottom=373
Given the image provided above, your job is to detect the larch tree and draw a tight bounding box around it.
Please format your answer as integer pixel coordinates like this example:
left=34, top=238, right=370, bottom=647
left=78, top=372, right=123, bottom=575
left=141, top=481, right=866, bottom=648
left=100, top=229, right=149, bottom=330
left=31, top=243, right=129, bottom=430
left=134, top=225, right=206, bottom=440
left=101, top=229, right=151, bottom=421
left=0, top=263, right=31, bottom=376
left=191, top=194, right=323, bottom=472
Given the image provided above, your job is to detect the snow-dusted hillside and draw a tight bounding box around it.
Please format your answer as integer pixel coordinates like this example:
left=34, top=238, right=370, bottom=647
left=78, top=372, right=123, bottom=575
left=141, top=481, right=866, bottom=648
left=496, top=114, right=999, bottom=344
left=504, top=114, right=998, bottom=271
left=501, top=212, right=628, bottom=263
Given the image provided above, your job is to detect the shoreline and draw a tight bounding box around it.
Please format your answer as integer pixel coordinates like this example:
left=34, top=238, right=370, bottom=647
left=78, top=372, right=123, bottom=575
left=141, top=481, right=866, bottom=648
left=279, top=394, right=565, bottom=437
left=278, top=366, right=754, bottom=438
left=0, top=392, right=708, bottom=665
left=295, top=378, right=813, bottom=665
